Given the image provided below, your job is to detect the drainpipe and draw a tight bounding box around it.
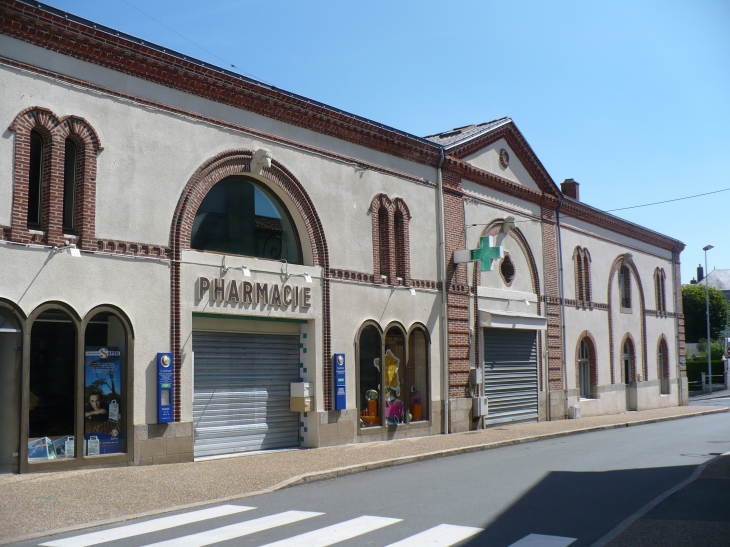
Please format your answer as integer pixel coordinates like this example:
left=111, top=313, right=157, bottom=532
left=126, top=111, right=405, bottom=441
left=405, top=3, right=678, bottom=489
left=556, top=198, right=567, bottom=416
left=437, top=148, right=449, bottom=434
left=671, top=242, right=683, bottom=404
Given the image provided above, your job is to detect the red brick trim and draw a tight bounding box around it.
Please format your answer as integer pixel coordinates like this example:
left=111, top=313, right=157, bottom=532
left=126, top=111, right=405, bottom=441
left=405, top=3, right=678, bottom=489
left=0, top=1, right=440, bottom=167
left=562, top=199, right=683, bottom=253
left=654, top=267, right=668, bottom=316
left=93, top=239, right=170, bottom=258
left=607, top=255, right=648, bottom=383
left=441, top=168, right=471, bottom=398
left=8, top=106, right=101, bottom=248
left=572, top=246, right=593, bottom=308
left=393, top=198, right=411, bottom=285
left=541, top=206, right=563, bottom=391
left=370, top=194, right=394, bottom=285
left=445, top=123, right=562, bottom=198
left=575, top=331, right=598, bottom=395
left=445, top=156, right=552, bottom=208
left=369, top=194, right=412, bottom=287
left=170, top=150, right=332, bottom=418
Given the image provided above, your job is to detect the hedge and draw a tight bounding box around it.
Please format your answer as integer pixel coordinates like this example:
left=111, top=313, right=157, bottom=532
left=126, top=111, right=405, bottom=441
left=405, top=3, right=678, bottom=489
left=686, top=359, right=726, bottom=387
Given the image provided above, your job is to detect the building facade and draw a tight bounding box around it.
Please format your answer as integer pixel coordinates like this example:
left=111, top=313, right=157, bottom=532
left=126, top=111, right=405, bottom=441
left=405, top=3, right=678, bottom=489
left=0, top=0, right=686, bottom=474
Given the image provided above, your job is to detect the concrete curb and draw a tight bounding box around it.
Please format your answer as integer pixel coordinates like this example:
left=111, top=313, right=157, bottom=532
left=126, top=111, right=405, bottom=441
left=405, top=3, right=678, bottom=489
left=2, top=407, right=727, bottom=546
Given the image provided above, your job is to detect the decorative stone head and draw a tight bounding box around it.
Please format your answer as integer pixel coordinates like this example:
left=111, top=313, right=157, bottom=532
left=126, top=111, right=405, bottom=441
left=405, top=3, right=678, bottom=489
left=251, top=148, right=272, bottom=175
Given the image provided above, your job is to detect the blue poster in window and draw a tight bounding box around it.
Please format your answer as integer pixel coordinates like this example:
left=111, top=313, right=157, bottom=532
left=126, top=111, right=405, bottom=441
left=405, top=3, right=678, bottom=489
left=84, top=347, right=123, bottom=455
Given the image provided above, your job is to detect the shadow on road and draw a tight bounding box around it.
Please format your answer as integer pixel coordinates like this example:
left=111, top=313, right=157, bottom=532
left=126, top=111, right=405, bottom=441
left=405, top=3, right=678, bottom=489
left=463, top=465, right=697, bottom=547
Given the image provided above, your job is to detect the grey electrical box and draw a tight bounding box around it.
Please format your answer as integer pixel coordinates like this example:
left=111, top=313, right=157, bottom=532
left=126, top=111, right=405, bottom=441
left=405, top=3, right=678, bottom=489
left=472, top=396, right=488, bottom=417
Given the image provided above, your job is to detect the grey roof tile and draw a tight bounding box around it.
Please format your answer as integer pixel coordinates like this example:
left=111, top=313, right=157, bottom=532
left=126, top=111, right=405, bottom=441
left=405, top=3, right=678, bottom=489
left=423, top=118, right=511, bottom=147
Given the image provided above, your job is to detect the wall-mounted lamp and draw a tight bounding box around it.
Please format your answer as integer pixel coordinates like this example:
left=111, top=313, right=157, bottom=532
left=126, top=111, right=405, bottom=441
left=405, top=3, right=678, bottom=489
left=242, top=266, right=251, bottom=277
left=409, top=288, right=416, bottom=296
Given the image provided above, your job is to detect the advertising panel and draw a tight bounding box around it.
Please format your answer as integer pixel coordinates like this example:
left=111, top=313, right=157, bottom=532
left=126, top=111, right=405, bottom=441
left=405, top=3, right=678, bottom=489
left=84, top=347, right=124, bottom=455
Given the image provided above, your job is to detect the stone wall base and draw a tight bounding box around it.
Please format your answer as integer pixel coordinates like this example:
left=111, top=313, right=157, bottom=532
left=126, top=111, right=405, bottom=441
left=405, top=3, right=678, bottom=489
left=134, top=422, right=194, bottom=465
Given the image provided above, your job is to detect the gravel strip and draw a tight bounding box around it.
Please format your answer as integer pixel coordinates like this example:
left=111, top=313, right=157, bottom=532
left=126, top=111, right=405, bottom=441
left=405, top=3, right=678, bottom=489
left=1, top=405, right=726, bottom=543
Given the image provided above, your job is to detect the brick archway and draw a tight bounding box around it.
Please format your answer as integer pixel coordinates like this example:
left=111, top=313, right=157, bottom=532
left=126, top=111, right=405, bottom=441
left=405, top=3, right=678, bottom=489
left=169, top=149, right=331, bottom=419
left=607, top=254, right=647, bottom=383
left=471, top=219, right=544, bottom=390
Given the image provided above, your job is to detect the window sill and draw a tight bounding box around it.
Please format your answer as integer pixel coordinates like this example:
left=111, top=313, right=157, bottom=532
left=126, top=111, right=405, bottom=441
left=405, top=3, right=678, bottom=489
left=620, top=307, right=632, bottom=314
left=358, top=420, right=431, bottom=434
left=27, top=228, right=45, bottom=235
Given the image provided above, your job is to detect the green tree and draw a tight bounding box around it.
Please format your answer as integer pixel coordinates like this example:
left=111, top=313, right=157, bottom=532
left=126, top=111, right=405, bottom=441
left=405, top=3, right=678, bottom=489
left=682, top=284, right=729, bottom=342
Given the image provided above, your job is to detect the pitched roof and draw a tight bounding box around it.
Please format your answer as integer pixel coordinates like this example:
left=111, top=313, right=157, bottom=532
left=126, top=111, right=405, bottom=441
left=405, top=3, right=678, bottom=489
left=705, top=269, right=730, bottom=291
left=423, top=118, right=512, bottom=147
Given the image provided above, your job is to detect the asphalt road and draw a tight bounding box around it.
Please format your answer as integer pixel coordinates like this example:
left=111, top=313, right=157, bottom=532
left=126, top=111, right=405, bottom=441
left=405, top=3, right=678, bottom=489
left=12, top=402, right=730, bottom=547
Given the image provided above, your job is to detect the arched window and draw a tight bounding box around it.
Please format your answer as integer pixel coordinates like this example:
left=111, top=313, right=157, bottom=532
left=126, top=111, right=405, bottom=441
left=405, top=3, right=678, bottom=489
left=623, top=339, right=634, bottom=384
left=84, top=312, right=128, bottom=456
left=658, top=338, right=669, bottom=394
left=407, top=327, right=429, bottom=422
left=394, top=209, right=405, bottom=279
left=63, top=138, right=78, bottom=233
left=573, top=247, right=592, bottom=304
left=655, top=268, right=667, bottom=314
left=28, top=131, right=44, bottom=228
left=579, top=340, right=591, bottom=398
left=378, top=205, right=390, bottom=278
left=28, top=310, right=77, bottom=462
left=358, top=322, right=431, bottom=429
left=191, top=176, right=301, bottom=263
left=619, top=265, right=632, bottom=309
left=359, top=325, right=382, bottom=428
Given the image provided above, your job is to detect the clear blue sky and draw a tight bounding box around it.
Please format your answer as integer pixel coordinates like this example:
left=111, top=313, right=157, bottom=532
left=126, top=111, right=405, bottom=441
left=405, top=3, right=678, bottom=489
left=42, top=0, right=730, bottom=282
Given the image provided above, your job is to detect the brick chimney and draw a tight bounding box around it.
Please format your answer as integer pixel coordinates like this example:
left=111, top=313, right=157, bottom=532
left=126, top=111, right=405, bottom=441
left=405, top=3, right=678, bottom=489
left=561, top=178, right=580, bottom=200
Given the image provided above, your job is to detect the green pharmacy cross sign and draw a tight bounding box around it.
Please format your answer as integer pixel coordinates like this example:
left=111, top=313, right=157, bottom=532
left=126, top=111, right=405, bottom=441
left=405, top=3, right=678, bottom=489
left=471, top=235, right=504, bottom=271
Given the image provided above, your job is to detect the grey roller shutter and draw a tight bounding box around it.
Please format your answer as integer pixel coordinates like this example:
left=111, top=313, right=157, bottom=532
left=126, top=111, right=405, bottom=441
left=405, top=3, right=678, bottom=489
left=192, top=331, right=300, bottom=458
left=482, top=328, right=538, bottom=426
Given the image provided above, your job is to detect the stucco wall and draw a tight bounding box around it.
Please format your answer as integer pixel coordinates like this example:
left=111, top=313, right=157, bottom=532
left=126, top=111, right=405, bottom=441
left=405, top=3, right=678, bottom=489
left=328, top=281, right=443, bottom=409
left=0, top=41, right=440, bottom=281
left=560, top=220, right=679, bottom=414
left=463, top=138, right=540, bottom=191
left=0, top=244, right=170, bottom=424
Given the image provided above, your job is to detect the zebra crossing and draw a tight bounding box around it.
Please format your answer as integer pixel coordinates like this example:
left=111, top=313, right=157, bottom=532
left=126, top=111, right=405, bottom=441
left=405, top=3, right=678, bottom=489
left=38, top=504, right=576, bottom=547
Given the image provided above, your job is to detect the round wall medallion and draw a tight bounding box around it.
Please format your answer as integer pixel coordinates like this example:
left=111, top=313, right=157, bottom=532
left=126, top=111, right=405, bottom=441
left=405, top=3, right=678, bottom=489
left=499, top=148, right=510, bottom=169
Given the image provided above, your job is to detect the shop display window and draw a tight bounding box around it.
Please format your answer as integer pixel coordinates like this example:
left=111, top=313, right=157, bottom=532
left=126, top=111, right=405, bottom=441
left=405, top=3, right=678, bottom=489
left=83, top=313, right=126, bottom=456
left=28, top=311, right=76, bottom=462
left=384, top=327, right=406, bottom=424
left=407, top=327, right=429, bottom=422
left=358, top=322, right=430, bottom=429
left=359, top=325, right=382, bottom=427
left=191, top=176, right=301, bottom=264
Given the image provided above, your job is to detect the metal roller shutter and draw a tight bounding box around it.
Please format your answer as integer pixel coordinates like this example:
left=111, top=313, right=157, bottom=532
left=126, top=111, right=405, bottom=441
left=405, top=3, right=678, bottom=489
left=192, top=331, right=300, bottom=458
left=482, top=328, right=538, bottom=426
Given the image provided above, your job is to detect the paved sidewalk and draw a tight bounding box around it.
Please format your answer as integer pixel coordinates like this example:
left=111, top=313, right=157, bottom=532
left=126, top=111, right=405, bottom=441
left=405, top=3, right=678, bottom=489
left=0, top=405, right=726, bottom=544
left=690, top=387, right=730, bottom=401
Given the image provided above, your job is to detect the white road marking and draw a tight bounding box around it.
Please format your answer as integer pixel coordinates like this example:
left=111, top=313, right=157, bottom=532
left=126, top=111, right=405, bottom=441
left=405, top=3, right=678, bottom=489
left=139, top=510, right=323, bottom=547
left=40, top=505, right=254, bottom=547
left=508, top=533, right=577, bottom=547
left=258, top=515, right=402, bottom=547
left=384, top=523, right=483, bottom=546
